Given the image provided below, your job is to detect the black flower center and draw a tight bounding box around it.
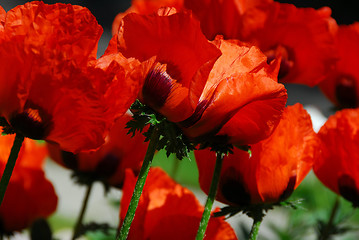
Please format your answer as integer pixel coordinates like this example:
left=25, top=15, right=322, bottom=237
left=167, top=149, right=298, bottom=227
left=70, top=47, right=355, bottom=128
left=95, top=153, right=121, bottom=178
left=9, top=102, right=52, bottom=140
left=335, top=75, right=357, bottom=109
left=220, top=167, right=251, bottom=206
left=61, top=151, right=79, bottom=170
left=266, top=45, right=295, bottom=80
left=338, top=174, right=359, bottom=207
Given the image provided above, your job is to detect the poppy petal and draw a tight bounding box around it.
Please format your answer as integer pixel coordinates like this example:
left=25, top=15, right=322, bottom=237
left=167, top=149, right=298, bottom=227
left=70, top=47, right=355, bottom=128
left=319, top=23, right=359, bottom=108
left=314, top=109, right=359, bottom=205
left=120, top=167, right=238, bottom=239
left=182, top=38, right=287, bottom=145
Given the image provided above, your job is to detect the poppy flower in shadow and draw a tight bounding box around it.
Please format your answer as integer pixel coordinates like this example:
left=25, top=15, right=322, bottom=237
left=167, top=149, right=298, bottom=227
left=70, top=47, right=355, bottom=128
left=195, top=104, right=319, bottom=205
left=0, top=135, right=57, bottom=234
left=109, top=8, right=287, bottom=146
left=0, top=2, right=144, bottom=153
left=319, top=23, right=359, bottom=109
left=235, top=2, right=338, bottom=86
left=182, top=0, right=338, bottom=86
left=47, top=114, right=148, bottom=188
left=120, top=167, right=238, bottom=239
left=314, top=109, right=359, bottom=207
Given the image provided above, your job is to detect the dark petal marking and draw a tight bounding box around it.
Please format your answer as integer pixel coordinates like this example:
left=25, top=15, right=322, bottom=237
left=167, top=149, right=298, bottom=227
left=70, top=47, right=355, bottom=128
left=179, top=99, right=210, bottom=128
left=220, top=167, right=251, bottom=206
left=279, top=175, right=297, bottom=201
left=335, top=75, right=357, bottom=109
left=338, top=174, right=359, bottom=207
left=142, top=64, right=174, bottom=108
left=9, top=102, right=52, bottom=140
left=61, top=151, right=78, bottom=170
left=95, top=153, right=121, bottom=178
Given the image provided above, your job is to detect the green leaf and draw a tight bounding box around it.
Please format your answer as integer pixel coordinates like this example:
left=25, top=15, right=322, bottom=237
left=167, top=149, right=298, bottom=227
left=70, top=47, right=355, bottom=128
left=214, top=199, right=304, bottom=221
left=76, top=222, right=115, bottom=239
left=126, top=100, right=195, bottom=160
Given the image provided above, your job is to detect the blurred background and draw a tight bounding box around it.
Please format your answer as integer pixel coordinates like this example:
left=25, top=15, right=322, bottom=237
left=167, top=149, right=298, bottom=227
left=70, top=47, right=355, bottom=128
left=1, top=0, right=359, bottom=239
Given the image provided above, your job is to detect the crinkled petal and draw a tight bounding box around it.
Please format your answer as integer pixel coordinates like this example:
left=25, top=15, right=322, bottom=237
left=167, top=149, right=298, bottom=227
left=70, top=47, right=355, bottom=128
left=0, top=2, right=142, bottom=152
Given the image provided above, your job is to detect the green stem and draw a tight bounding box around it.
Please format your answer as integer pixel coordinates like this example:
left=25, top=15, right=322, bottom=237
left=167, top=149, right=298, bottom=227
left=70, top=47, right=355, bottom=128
left=319, top=196, right=340, bottom=240
left=249, top=217, right=262, bottom=240
left=0, top=133, right=24, bottom=206
left=196, top=152, right=224, bottom=240
left=72, top=182, right=94, bottom=240
left=117, top=127, right=160, bottom=240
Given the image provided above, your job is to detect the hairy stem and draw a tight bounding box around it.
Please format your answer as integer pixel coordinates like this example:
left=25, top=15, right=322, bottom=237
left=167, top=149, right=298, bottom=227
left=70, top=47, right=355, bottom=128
left=249, top=217, right=262, bottom=240
left=196, top=152, right=224, bottom=240
left=117, top=127, right=160, bottom=240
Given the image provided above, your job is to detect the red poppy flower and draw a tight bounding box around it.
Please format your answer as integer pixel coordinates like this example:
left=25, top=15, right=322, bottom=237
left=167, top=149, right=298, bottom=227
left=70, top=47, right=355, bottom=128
left=109, top=9, right=287, bottom=145
left=0, top=2, right=144, bottom=153
left=108, top=7, right=221, bottom=123
left=236, top=2, right=338, bottom=86
left=0, top=135, right=58, bottom=233
left=195, top=104, right=319, bottom=205
left=180, top=37, right=287, bottom=145
left=314, top=109, right=359, bottom=207
left=47, top=113, right=148, bottom=188
left=120, top=167, right=238, bottom=239
left=319, top=23, right=359, bottom=108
